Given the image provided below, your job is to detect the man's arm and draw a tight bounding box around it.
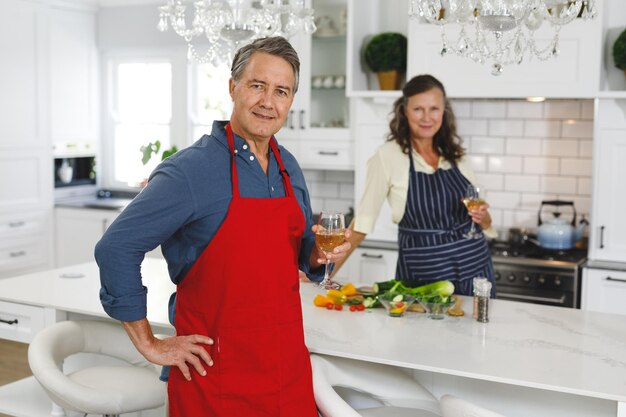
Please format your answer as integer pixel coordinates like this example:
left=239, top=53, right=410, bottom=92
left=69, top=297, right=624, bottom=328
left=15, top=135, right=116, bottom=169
left=122, top=318, right=213, bottom=381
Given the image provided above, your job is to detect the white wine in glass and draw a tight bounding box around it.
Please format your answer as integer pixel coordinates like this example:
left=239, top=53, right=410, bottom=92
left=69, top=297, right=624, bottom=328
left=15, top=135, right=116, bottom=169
left=462, top=184, right=485, bottom=239
left=315, top=211, right=345, bottom=290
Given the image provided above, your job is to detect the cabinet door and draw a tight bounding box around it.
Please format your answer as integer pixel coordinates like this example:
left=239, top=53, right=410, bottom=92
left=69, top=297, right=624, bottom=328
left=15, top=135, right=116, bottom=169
left=589, top=127, right=626, bottom=262
left=582, top=268, right=626, bottom=316
left=55, top=208, right=119, bottom=267
left=49, top=8, right=98, bottom=145
left=353, top=98, right=400, bottom=242
left=0, top=150, right=52, bottom=213
left=278, top=0, right=351, bottom=170
left=0, top=0, right=46, bottom=150
left=340, top=247, right=398, bottom=285
left=407, top=16, right=601, bottom=98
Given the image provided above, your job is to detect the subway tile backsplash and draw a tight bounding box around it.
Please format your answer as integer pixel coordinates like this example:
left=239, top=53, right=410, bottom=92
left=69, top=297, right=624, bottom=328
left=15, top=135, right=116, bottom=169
left=305, top=98, right=593, bottom=232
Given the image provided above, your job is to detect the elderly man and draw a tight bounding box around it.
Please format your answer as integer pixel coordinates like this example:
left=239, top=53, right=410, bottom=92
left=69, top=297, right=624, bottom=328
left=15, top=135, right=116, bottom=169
left=96, top=36, right=351, bottom=416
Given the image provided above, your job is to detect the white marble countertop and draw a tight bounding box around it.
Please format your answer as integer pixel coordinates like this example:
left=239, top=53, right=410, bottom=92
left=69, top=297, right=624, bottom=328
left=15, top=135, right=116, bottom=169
left=2, top=259, right=626, bottom=404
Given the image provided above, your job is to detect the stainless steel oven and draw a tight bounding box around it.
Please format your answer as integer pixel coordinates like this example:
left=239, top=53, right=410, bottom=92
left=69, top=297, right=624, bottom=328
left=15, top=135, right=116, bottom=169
left=490, top=241, right=587, bottom=308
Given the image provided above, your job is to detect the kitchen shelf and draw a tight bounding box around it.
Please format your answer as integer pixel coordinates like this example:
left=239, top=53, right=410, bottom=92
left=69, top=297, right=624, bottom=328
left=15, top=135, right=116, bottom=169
left=597, top=91, right=626, bottom=99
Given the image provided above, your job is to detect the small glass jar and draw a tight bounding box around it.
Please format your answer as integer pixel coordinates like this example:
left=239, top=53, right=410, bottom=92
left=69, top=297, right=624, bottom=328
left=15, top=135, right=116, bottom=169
left=473, top=278, right=492, bottom=323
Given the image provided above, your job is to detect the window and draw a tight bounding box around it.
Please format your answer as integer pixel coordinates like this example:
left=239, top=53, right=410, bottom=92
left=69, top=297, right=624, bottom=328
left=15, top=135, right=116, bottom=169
left=190, top=63, right=232, bottom=140
left=103, top=54, right=233, bottom=190
left=107, top=60, right=172, bottom=187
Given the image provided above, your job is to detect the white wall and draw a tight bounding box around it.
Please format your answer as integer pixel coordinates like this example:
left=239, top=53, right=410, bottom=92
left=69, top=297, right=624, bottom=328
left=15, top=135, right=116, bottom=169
left=310, top=98, right=593, bottom=233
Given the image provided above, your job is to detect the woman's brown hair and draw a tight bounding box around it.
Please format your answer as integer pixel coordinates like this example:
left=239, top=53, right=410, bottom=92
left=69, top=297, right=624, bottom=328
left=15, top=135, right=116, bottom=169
left=387, top=74, right=464, bottom=162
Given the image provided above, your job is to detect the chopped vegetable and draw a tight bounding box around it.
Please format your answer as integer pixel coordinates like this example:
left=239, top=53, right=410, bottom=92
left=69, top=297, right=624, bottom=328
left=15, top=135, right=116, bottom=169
left=313, top=294, right=333, bottom=307
left=340, top=283, right=357, bottom=296
left=372, top=280, right=396, bottom=294
left=362, top=297, right=379, bottom=308
left=326, top=289, right=347, bottom=305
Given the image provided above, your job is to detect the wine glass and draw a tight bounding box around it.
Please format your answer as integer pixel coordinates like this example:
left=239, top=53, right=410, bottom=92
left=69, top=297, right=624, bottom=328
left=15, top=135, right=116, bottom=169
left=462, top=184, right=485, bottom=239
left=315, top=210, right=345, bottom=290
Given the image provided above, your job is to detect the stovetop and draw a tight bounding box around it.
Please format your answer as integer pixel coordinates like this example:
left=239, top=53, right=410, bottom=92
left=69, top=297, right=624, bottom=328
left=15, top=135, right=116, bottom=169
left=489, top=240, right=588, bottom=268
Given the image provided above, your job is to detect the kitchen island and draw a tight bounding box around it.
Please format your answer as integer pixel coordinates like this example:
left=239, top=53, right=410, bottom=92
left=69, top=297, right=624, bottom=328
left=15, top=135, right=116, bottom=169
left=0, top=258, right=625, bottom=417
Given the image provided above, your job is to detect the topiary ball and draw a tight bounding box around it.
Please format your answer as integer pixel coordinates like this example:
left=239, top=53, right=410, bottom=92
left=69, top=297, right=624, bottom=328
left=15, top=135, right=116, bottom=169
left=613, top=28, right=626, bottom=70
left=364, top=32, right=408, bottom=73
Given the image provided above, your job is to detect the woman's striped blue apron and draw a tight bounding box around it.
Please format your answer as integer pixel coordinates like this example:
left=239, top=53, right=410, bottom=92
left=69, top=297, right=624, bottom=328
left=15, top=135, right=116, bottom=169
left=395, top=152, right=496, bottom=297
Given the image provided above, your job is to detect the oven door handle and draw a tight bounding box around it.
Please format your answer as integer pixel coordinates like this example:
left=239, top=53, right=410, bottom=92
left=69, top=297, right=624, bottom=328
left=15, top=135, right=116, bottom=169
left=606, top=276, right=626, bottom=284
left=498, top=292, right=567, bottom=305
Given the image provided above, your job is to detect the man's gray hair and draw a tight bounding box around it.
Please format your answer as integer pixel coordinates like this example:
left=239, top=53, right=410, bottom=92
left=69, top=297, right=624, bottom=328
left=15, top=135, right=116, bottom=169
left=230, top=36, right=300, bottom=93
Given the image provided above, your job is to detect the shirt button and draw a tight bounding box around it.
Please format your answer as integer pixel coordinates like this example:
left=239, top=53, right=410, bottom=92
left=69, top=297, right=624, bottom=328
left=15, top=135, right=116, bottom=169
left=234, top=149, right=238, bottom=154
left=243, top=144, right=248, bottom=150
left=249, top=155, right=255, bottom=161
left=271, top=187, right=275, bottom=191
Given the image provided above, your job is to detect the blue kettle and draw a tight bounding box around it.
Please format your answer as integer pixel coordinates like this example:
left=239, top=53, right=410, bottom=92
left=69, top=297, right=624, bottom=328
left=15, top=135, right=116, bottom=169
left=537, top=200, right=585, bottom=250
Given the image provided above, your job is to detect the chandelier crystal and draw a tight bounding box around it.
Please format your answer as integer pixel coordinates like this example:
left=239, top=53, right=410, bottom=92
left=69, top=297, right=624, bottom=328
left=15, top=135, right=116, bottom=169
left=158, top=0, right=317, bottom=64
left=409, top=0, right=597, bottom=75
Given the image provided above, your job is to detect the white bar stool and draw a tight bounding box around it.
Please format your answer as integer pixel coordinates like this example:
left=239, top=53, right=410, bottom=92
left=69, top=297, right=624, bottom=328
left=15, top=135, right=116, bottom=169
left=310, top=353, right=441, bottom=417
left=440, top=394, right=507, bottom=417
left=28, top=320, right=165, bottom=417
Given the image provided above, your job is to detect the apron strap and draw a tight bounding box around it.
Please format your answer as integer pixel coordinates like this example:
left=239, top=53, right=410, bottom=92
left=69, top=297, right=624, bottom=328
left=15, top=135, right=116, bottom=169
left=225, top=123, right=240, bottom=199
left=225, top=123, right=295, bottom=198
left=269, top=137, right=296, bottom=198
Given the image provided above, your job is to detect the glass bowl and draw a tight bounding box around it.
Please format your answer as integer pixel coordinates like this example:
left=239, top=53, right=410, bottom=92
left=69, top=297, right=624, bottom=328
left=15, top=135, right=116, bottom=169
left=378, top=293, right=416, bottom=317
left=417, top=297, right=456, bottom=320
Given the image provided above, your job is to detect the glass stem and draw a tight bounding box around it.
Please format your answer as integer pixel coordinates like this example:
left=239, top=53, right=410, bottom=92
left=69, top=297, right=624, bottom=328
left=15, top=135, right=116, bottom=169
left=323, top=259, right=331, bottom=284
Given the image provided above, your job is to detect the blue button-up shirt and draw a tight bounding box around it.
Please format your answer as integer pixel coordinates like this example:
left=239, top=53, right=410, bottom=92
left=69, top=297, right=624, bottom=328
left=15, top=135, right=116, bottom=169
left=96, top=121, right=322, bottom=324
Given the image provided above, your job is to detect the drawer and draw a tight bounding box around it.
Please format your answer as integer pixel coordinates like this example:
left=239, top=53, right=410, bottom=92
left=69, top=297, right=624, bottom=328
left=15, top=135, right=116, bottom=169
left=298, top=140, right=353, bottom=170
left=0, top=237, right=47, bottom=276
left=0, top=211, right=47, bottom=239
left=582, top=268, right=626, bottom=315
left=0, top=300, right=45, bottom=343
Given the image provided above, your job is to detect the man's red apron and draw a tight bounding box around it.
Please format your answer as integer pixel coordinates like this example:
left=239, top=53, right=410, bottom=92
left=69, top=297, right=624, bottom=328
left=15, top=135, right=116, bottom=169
left=168, top=123, right=317, bottom=417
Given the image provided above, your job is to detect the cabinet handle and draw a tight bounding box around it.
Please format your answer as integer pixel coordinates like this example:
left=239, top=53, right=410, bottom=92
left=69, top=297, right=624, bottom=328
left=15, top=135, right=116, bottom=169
left=289, top=110, right=295, bottom=129
left=299, top=110, right=305, bottom=130
left=9, top=250, right=26, bottom=258
left=318, top=150, right=339, bottom=156
left=361, top=253, right=383, bottom=259
left=8, top=221, right=25, bottom=228
left=599, top=225, right=605, bottom=249
left=498, top=292, right=566, bottom=305
left=0, top=318, right=18, bottom=325
left=606, top=276, right=626, bottom=284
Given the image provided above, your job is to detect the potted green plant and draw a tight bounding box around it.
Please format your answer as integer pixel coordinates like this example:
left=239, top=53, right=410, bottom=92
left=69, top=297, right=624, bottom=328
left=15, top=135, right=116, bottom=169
left=364, top=32, right=408, bottom=90
left=613, top=28, right=626, bottom=78
left=138, top=140, right=178, bottom=187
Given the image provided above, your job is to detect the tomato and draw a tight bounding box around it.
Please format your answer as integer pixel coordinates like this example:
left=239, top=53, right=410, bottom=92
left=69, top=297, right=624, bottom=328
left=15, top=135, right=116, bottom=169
left=349, top=305, right=357, bottom=312
left=356, top=304, right=365, bottom=311
left=326, top=302, right=334, bottom=310
left=334, top=304, right=343, bottom=311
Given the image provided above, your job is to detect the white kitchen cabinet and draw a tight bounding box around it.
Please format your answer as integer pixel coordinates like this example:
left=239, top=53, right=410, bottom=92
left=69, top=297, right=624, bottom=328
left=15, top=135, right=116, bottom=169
left=352, top=98, right=400, bottom=243
left=49, top=7, right=99, bottom=148
left=0, top=0, right=47, bottom=150
left=407, top=18, right=602, bottom=98
left=0, top=210, right=51, bottom=279
left=0, top=301, right=46, bottom=343
left=599, top=0, right=626, bottom=96
left=582, top=267, right=626, bottom=316
left=55, top=207, right=119, bottom=267
left=278, top=0, right=352, bottom=170
left=335, top=246, right=398, bottom=284
left=55, top=207, right=163, bottom=268
left=588, top=99, right=626, bottom=263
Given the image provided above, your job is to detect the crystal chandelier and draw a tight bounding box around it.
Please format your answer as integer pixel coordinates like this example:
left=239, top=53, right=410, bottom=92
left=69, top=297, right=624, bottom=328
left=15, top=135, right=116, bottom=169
left=158, top=0, right=317, bottom=64
left=409, top=0, right=597, bottom=75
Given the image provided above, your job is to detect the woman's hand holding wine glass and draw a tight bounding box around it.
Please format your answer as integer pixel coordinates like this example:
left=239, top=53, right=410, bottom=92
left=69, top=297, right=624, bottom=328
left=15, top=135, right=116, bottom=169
left=462, top=184, right=490, bottom=239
